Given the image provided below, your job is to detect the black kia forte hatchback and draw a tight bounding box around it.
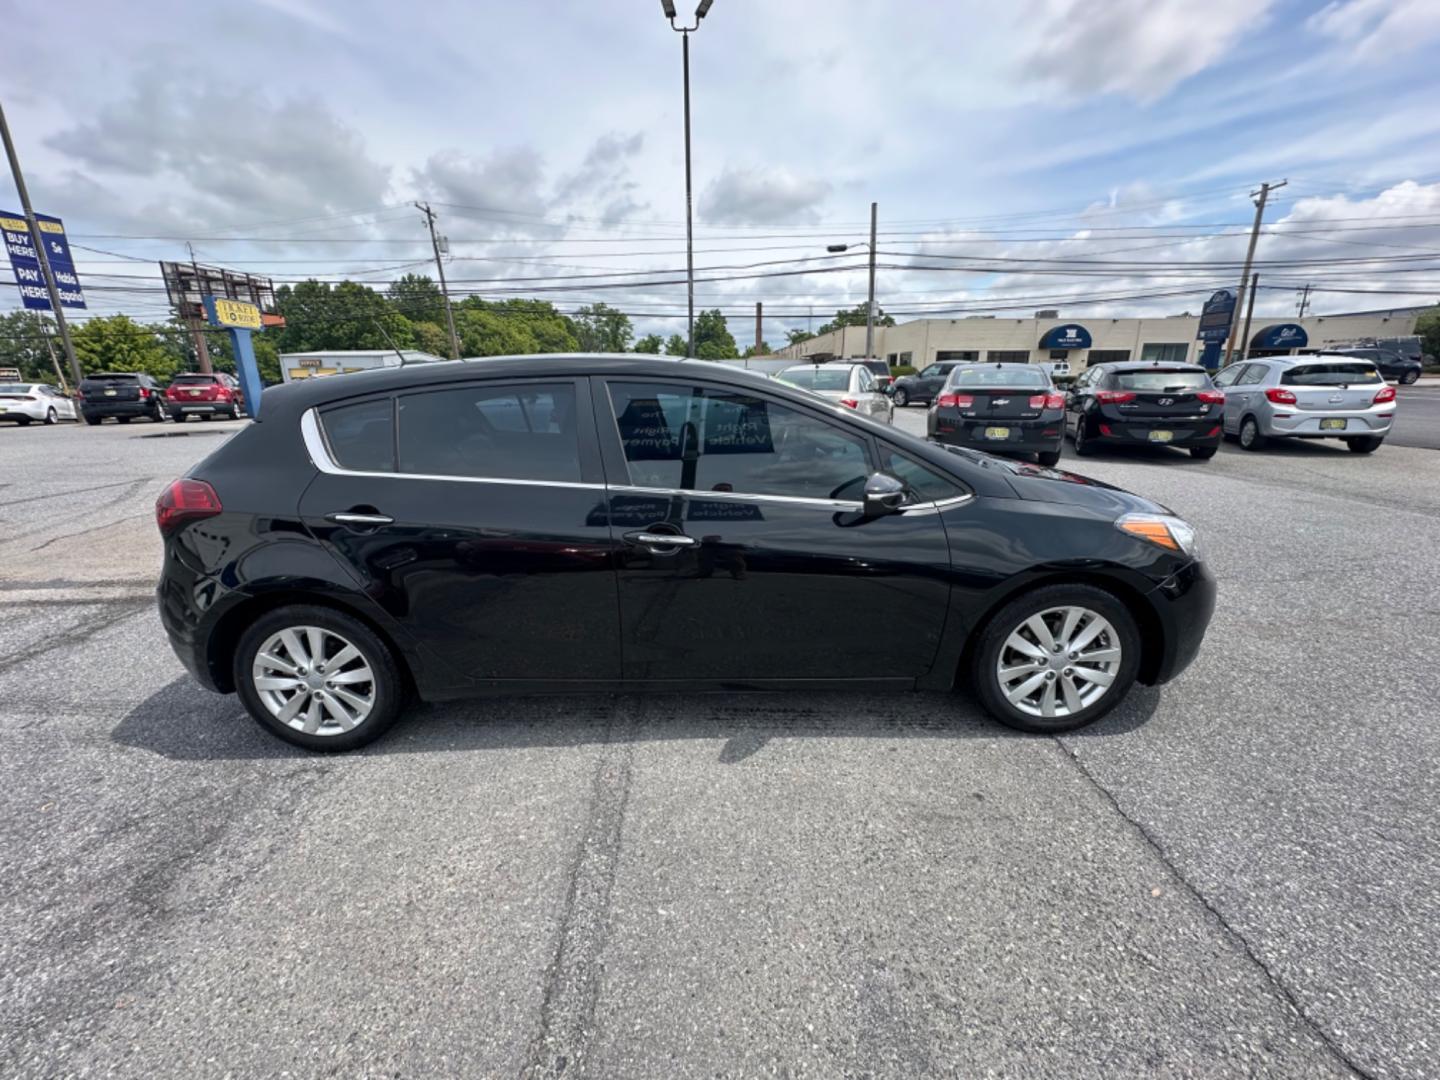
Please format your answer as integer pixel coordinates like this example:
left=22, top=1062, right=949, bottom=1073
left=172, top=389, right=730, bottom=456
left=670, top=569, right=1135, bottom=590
left=1065, top=361, right=1224, bottom=459
left=926, top=362, right=1065, bottom=466
left=155, top=355, right=1215, bottom=751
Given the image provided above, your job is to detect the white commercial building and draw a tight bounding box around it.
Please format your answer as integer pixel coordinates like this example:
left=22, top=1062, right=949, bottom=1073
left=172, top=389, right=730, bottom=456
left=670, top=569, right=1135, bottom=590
left=279, top=349, right=445, bottom=384
left=778, top=306, right=1428, bottom=372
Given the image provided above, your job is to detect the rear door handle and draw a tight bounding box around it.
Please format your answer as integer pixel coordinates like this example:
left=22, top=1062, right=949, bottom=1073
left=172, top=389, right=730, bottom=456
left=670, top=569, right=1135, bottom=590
left=326, top=511, right=394, bottom=526
left=624, top=531, right=697, bottom=548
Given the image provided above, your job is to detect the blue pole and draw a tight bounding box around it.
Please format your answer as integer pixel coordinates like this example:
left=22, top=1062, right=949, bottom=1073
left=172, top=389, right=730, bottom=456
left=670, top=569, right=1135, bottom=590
left=231, top=327, right=263, bottom=419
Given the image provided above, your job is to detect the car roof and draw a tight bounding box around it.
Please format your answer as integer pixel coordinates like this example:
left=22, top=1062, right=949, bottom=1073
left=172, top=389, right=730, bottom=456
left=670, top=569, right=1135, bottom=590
left=951, top=362, right=1039, bottom=373
left=1256, top=353, right=1382, bottom=367
left=1096, top=361, right=1206, bottom=373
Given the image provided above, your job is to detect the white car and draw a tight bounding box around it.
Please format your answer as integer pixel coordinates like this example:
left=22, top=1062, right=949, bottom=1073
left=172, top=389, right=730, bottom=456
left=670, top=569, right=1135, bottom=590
left=0, top=382, right=79, bottom=425
left=773, top=362, right=894, bottom=424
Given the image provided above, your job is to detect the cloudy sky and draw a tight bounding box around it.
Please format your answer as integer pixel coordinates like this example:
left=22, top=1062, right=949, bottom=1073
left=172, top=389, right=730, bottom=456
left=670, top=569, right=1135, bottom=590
left=3, top=0, right=1440, bottom=344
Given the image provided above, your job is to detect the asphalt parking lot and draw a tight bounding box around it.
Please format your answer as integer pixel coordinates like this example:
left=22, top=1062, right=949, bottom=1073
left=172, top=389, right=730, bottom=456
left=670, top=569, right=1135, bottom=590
left=2, top=410, right=1437, bottom=1079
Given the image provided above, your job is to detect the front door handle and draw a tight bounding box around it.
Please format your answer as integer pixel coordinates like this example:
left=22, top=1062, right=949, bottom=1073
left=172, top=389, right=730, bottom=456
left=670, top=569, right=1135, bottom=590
left=624, top=531, right=697, bottom=548
left=326, top=511, right=394, bottom=526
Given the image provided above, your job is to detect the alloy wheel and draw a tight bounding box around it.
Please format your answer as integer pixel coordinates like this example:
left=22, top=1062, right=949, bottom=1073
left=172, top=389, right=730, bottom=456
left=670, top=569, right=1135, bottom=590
left=45, top=408, right=57, bottom=425
left=995, top=605, right=1122, bottom=719
left=251, top=625, right=376, bottom=736
left=893, top=388, right=908, bottom=407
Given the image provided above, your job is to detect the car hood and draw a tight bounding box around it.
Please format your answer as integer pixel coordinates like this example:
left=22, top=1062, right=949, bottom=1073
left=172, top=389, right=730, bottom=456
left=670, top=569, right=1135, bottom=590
left=940, top=446, right=1169, bottom=515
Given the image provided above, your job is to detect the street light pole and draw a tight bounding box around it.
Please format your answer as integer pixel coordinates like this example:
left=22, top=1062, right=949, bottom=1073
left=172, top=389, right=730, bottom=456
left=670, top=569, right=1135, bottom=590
left=662, top=0, right=714, bottom=359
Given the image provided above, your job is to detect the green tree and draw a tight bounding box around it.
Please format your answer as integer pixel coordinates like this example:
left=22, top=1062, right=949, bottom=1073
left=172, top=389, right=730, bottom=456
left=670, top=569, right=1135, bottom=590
left=0, top=311, right=61, bottom=382
left=453, top=298, right=579, bottom=355
left=692, top=309, right=738, bottom=360
left=785, top=328, right=813, bottom=346
left=742, top=340, right=773, bottom=358
left=275, top=280, right=414, bottom=353
left=664, top=333, right=687, bottom=356
left=633, top=333, right=663, bottom=354
left=387, top=273, right=447, bottom=325
left=573, top=302, right=633, bottom=353
left=71, top=315, right=178, bottom=378
left=1415, top=307, right=1440, bottom=365
left=410, top=320, right=451, bottom=358
left=816, top=303, right=895, bottom=336
left=454, top=306, right=535, bottom=356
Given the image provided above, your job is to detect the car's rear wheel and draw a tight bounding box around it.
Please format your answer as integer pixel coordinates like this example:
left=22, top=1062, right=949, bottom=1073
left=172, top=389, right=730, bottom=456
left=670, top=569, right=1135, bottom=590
left=971, top=584, right=1141, bottom=733
left=84, top=414, right=100, bottom=426
left=892, top=387, right=909, bottom=407
left=44, top=407, right=58, bottom=425
left=1345, top=435, right=1382, bottom=454
left=1189, top=445, right=1217, bottom=460
left=235, top=606, right=404, bottom=751
left=1238, top=416, right=1266, bottom=451
left=117, top=417, right=131, bottom=425
left=150, top=403, right=166, bottom=422
left=1036, top=450, right=1061, bottom=467
left=1072, top=418, right=1095, bottom=456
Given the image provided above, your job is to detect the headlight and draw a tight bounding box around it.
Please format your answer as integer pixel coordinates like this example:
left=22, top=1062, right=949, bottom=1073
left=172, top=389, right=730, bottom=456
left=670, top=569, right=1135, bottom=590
left=1115, top=513, right=1199, bottom=558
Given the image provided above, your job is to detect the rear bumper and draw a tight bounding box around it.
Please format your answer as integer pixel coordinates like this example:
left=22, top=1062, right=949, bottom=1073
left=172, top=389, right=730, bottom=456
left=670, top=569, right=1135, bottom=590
left=1093, top=417, right=1222, bottom=448
left=929, top=413, right=1064, bottom=453
left=82, top=401, right=154, bottom=418
left=1262, top=410, right=1392, bottom=438
left=168, top=402, right=232, bottom=414
left=0, top=403, right=44, bottom=421
left=1144, top=559, right=1216, bottom=685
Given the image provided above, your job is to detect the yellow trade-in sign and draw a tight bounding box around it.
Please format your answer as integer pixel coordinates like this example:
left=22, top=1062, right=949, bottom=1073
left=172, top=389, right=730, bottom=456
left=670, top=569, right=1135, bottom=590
left=205, top=296, right=262, bottom=330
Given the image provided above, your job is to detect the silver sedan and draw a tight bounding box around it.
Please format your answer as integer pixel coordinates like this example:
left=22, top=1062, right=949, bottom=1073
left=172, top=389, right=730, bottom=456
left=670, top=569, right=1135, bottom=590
left=773, top=363, right=894, bottom=424
left=1212, top=355, right=1395, bottom=453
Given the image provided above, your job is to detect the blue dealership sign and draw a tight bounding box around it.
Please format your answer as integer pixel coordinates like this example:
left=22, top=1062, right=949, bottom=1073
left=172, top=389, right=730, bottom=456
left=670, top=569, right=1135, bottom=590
left=1, top=209, right=87, bottom=310
left=1196, top=289, right=1236, bottom=343
left=1039, top=324, right=1092, bottom=350
left=1251, top=323, right=1308, bottom=350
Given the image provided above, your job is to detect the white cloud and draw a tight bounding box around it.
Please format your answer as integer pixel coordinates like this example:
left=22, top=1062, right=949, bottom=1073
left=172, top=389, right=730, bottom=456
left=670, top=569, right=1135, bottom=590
left=1307, top=0, right=1440, bottom=60
left=700, top=166, right=831, bottom=226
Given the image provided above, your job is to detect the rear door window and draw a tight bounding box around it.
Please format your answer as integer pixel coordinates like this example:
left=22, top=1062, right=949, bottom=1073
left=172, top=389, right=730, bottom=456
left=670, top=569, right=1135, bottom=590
left=608, top=381, right=872, bottom=502
left=1280, top=363, right=1382, bottom=386
left=397, top=382, right=581, bottom=481
left=321, top=398, right=396, bottom=472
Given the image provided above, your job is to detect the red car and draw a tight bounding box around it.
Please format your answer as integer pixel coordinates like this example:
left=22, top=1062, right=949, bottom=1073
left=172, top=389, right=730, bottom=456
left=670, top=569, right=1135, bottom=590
left=165, top=373, right=246, bottom=421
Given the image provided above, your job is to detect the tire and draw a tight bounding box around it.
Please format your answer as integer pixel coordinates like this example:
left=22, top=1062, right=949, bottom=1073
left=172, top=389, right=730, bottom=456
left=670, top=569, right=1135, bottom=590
left=151, top=404, right=166, bottom=423
left=892, top=387, right=909, bottom=407
left=234, top=605, right=405, bottom=752
left=1072, top=418, right=1095, bottom=456
left=1189, top=445, right=1217, bottom=460
left=16, top=416, right=30, bottom=426
left=971, top=583, right=1141, bottom=734
left=1401, top=370, right=1419, bottom=385
left=44, top=407, right=58, bottom=425
left=201, top=413, right=213, bottom=421
left=1238, top=415, right=1266, bottom=451
left=84, top=414, right=101, bottom=426
left=117, top=417, right=131, bottom=425
left=1036, top=450, right=1061, bottom=468
left=1346, top=436, right=1382, bottom=454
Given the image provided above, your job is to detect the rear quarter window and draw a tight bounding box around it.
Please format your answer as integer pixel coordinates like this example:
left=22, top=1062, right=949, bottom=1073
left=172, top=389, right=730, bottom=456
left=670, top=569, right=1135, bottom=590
left=321, top=398, right=396, bottom=472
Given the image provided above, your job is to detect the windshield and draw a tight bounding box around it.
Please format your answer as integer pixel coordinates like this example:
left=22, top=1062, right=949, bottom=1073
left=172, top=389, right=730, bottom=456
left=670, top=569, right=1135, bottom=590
left=0, top=383, right=33, bottom=394
left=776, top=367, right=851, bottom=391
left=1281, top=363, right=1382, bottom=386
left=1113, top=369, right=1210, bottom=391
left=949, top=366, right=1048, bottom=389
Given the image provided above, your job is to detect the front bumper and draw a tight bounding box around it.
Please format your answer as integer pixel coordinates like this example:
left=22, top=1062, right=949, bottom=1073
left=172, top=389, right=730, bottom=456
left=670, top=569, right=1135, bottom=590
left=1263, top=410, right=1393, bottom=438
left=1144, top=559, right=1216, bottom=685
left=929, top=413, right=1064, bottom=453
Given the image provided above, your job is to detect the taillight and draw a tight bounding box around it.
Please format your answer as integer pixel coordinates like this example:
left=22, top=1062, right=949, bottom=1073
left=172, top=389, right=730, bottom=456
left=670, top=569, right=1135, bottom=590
left=937, top=393, right=973, bottom=409
left=838, top=396, right=858, bottom=409
left=155, top=478, right=222, bottom=534
left=1095, top=390, right=1136, bottom=404
left=216, top=386, right=232, bottom=400
left=1265, top=388, right=1297, bottom=405
left=1197, top=390, right=1225, bottom=404
left=1030, top=393, right=1066, bottom=409
left=1373, top=385, right=1396, bottom=404
left=139, top=387, right=151, bottom=399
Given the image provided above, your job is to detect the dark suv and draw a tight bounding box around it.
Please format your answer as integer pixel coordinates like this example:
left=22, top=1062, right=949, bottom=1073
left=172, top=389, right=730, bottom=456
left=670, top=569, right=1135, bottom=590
left=1325, top=345, right=1421, bottom=384
left=890, top=361, right=964, bottom=407
left=78, top=372, right=167, bottom=425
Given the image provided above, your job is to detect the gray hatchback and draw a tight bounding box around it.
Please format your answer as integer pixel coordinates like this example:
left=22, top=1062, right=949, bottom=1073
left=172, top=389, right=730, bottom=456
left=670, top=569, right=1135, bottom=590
left=1212, top=354, right=1396, bottom=453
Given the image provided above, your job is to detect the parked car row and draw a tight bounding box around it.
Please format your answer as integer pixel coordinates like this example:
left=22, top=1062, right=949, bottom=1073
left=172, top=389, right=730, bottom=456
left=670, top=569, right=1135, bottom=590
left=916, top=354, right=1397, bottom=466
left=0, top=371, right=247, bottom=428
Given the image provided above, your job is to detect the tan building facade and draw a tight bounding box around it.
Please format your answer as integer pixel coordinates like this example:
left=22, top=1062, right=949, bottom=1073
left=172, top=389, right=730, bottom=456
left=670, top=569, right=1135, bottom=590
left=778, top=307, right=1427, bottom=372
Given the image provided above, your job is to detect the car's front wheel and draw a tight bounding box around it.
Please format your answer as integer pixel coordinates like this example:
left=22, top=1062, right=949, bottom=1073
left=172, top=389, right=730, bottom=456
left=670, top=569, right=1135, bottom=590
left=892, top=387, right=909, bottom=407
left=1401, top=370, right=1419, bottom=385
left=971, top=584, right=1141, bottom=733
left=235, top=606, right=405, bottom=751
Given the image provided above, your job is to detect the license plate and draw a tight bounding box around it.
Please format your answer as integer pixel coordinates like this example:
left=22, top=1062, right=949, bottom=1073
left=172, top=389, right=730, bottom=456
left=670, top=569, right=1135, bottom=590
left=984, top=426, right=1010, bottom=440
left=1148, top=430, right=1174, bottom=443
left=104, top=389, right=117, bottom=396
left=189, top=389, right=202, bottom=396
left=1320, top=418, right=1346, bottom=431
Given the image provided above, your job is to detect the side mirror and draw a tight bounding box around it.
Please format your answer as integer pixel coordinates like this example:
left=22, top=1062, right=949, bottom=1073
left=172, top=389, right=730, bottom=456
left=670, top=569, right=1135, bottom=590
left=863, top=472, right=906, bottom=517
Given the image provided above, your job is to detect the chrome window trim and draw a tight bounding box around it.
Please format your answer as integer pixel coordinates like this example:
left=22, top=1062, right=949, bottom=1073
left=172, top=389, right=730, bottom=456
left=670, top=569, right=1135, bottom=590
left=302, top=408, right=975, bottom=513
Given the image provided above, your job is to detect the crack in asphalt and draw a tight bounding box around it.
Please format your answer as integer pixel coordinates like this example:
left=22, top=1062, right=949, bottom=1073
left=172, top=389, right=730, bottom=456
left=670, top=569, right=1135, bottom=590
left=523, top=696, right=642, bottom=1080
left=1052, top=736, right=1377, bottom=1080
left=0, top=599, right=152, bottom=675
left=0, top=478, right=142, bottom=510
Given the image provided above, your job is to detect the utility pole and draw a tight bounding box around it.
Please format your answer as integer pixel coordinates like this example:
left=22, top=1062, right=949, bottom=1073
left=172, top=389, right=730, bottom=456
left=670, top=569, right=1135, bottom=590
left=865, top=200, right=878, bottom=358
left=415, top=202, right=460, bottom=360
left=754, top=301, right=762, bottom=354
left=1296, top=282, right=1312, bottom=318
left=1237, top=272, right=1259, bottom=364
left=0, top=99, right=81, bottom=385
left=41, top=319, right=67, bottom=390
left=1224, top=179, right=1286, bottom=366
left=187, top=242, right=213, bottom=374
